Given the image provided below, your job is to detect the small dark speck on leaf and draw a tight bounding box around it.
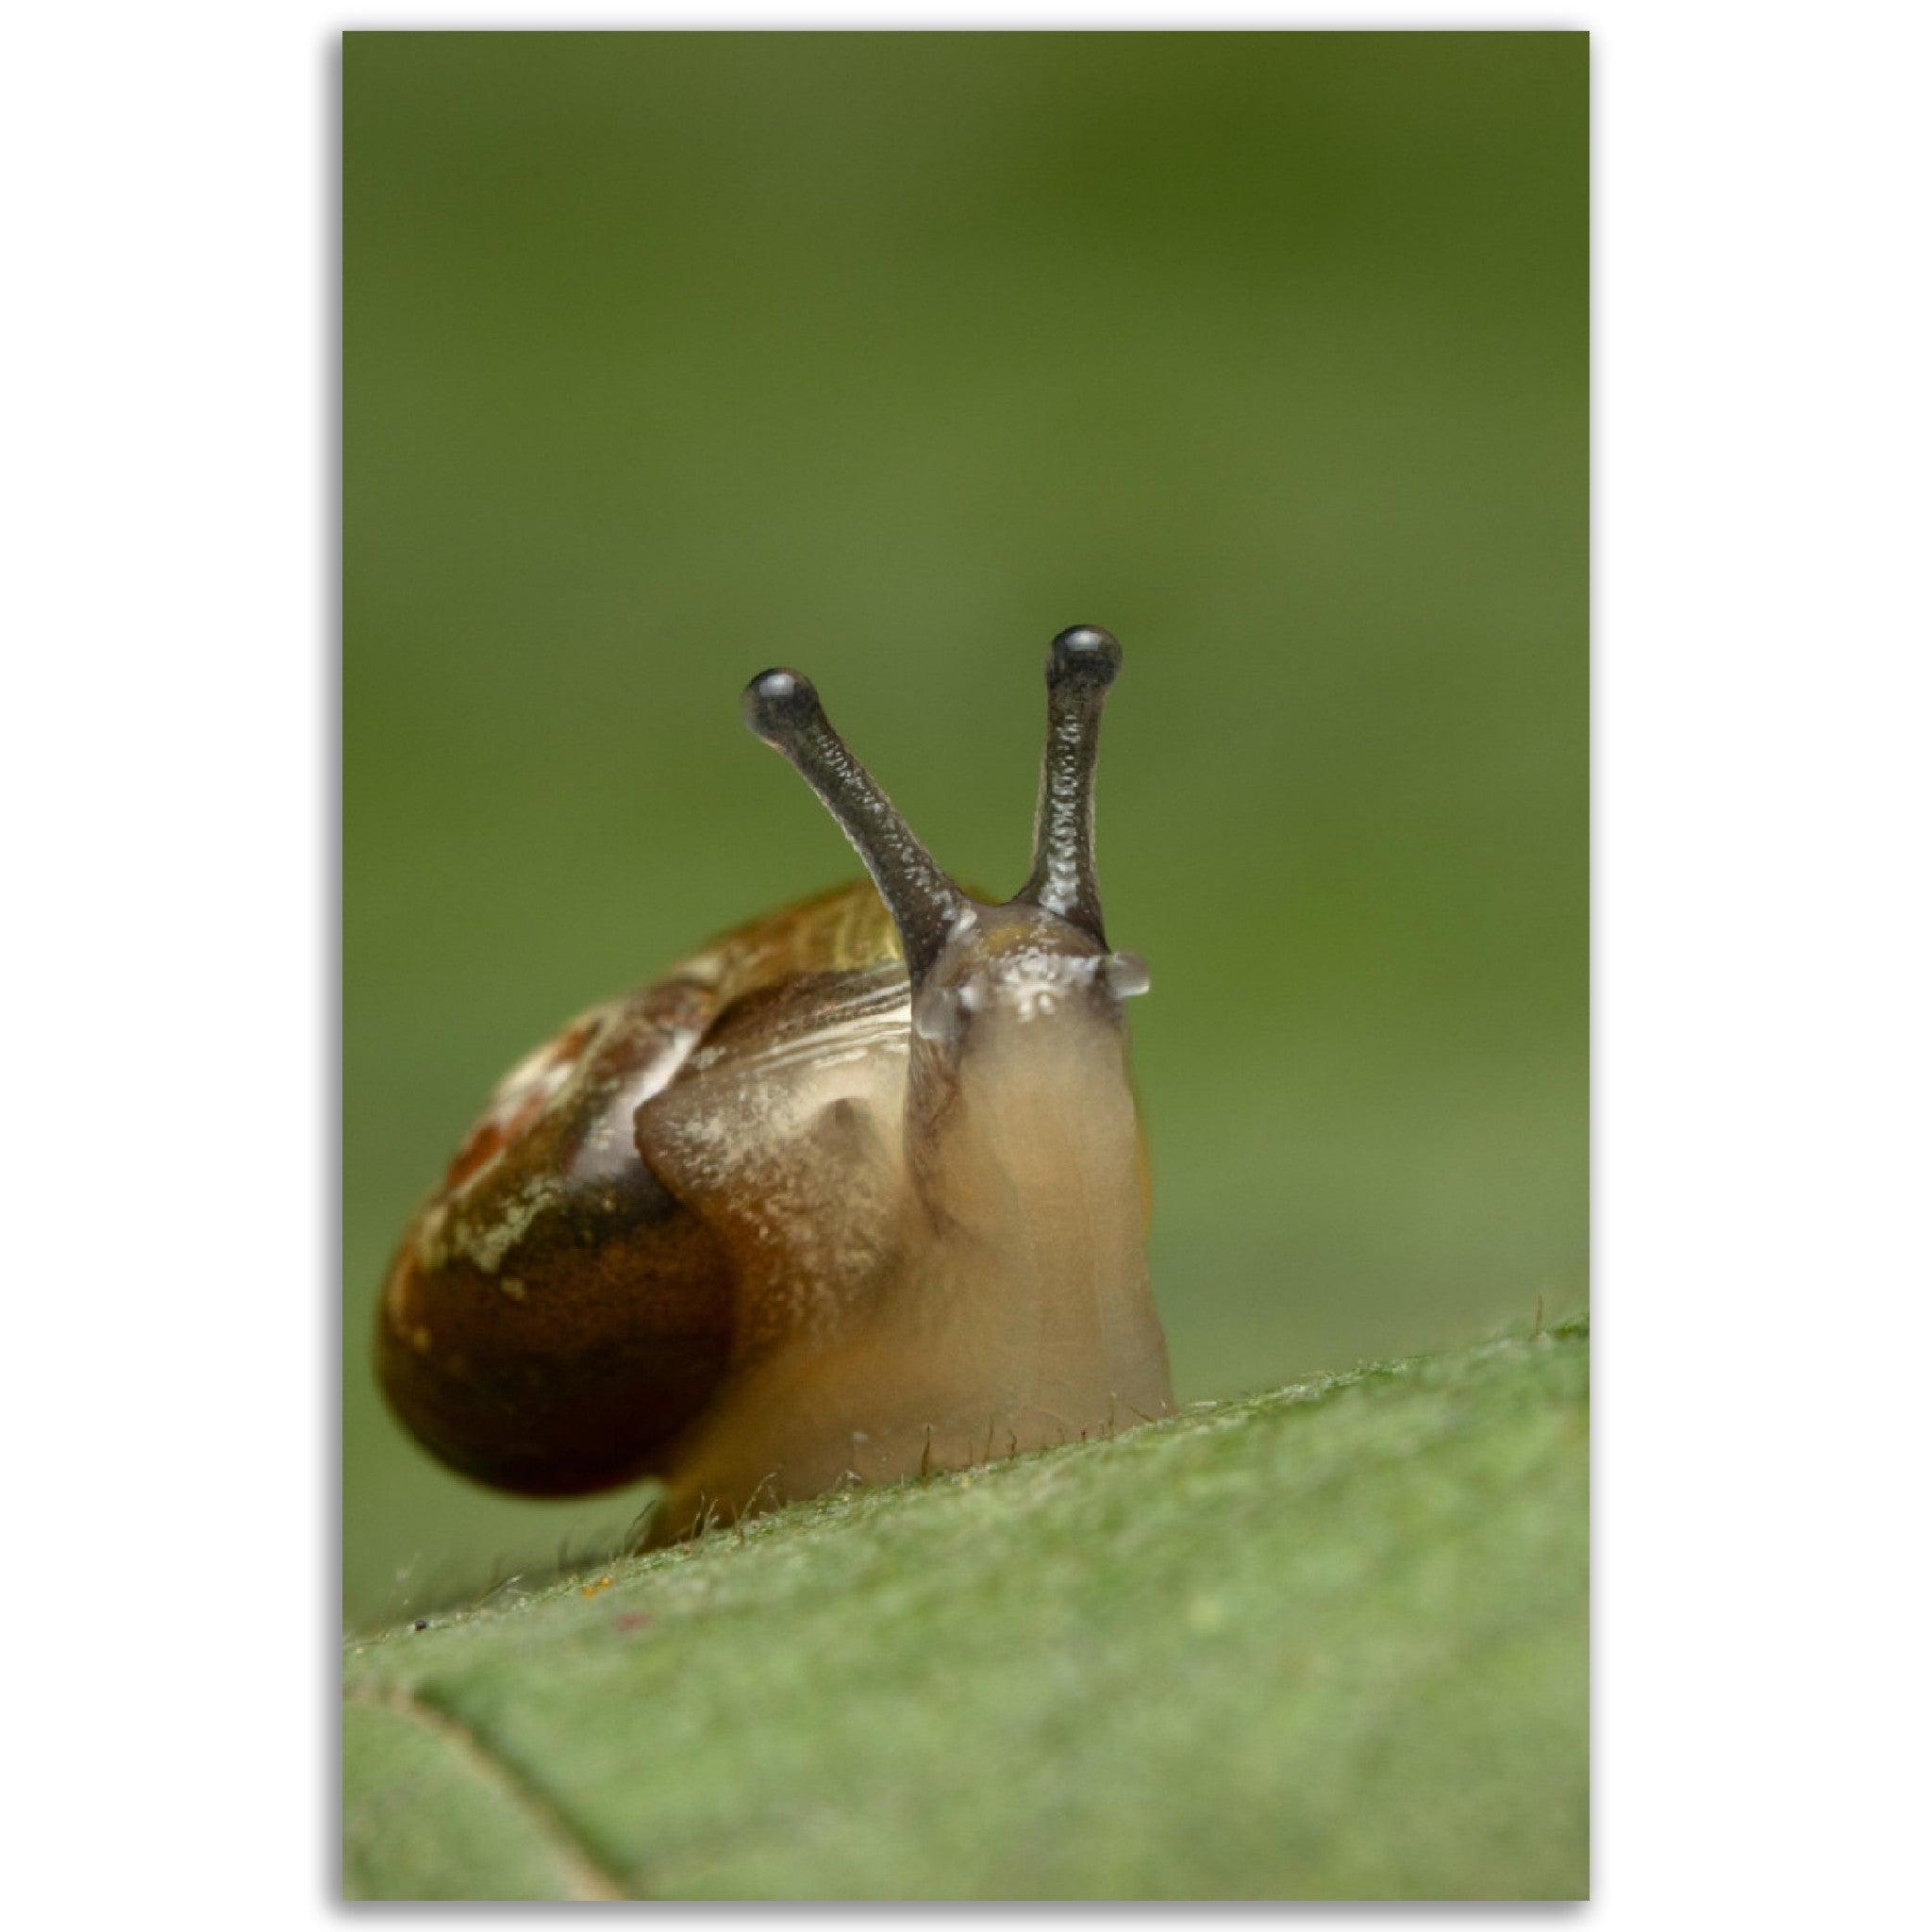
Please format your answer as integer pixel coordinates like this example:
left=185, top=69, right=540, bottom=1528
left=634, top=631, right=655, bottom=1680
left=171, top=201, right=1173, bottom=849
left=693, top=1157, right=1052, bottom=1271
left=411, top=1618, right=428, bottom=1632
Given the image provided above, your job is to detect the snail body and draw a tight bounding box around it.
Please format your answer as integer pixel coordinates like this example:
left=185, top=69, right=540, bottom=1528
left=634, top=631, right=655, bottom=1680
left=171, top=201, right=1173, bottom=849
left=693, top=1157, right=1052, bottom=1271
left=376, top=627, right=1173, bottom=1541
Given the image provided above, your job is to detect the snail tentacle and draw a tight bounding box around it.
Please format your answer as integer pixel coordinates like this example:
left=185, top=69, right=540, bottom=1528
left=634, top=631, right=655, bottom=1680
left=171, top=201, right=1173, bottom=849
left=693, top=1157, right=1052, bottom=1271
left=1013, top=625, right=1121, bottom=943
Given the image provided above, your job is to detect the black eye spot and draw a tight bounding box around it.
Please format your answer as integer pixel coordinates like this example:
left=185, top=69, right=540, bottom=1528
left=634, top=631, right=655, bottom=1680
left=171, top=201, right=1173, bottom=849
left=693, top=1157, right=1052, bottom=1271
left=741, top=668, right=823, bottom=744
left=1048, top=625, right=1122, bottom=690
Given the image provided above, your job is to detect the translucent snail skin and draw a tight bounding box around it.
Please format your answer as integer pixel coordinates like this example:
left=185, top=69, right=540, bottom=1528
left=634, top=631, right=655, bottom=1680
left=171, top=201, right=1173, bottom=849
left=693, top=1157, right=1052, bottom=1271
left=376, top=626, right=1174, bottom=1542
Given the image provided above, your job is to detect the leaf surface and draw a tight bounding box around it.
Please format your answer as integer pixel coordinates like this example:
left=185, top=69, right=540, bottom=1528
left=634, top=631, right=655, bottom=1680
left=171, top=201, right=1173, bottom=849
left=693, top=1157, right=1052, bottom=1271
left=343, top=1321, right=1588, bottom=1900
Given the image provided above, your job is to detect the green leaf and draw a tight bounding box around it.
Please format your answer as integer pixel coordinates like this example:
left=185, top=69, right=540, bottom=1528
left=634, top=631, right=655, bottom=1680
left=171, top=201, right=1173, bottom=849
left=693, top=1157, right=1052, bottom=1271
left=343, top=1320, right=1588, bottom=1901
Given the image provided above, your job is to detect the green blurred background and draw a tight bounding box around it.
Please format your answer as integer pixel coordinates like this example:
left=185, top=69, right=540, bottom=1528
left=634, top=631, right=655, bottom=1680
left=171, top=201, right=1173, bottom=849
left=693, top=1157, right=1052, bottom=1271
left=344, top=30, right=1586, bottom=1626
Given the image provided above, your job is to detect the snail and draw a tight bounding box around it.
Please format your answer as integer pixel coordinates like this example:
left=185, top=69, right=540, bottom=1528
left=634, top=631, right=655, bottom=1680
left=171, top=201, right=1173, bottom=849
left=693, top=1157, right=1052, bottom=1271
left=376, top=625, right=1174, bottom=1542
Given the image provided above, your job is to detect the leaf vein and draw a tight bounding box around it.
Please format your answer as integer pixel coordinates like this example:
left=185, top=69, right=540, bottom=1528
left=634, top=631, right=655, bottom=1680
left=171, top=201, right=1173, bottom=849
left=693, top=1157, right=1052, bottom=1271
left=345, top=1682, right=626, bottom=1901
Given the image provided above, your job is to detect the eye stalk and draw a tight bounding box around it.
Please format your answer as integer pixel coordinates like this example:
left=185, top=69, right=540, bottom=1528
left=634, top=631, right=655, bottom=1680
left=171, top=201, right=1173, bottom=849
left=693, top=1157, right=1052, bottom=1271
left=1014, top=625, right=1122, bottom=944
left=743, top=625, right=1129, bottom=981
left=742, top=667, right=966, bottom=984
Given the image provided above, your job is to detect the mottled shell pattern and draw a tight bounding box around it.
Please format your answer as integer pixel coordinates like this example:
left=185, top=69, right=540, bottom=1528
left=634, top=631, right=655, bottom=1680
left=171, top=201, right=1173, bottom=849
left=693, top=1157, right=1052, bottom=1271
left=377, top=882, right=908, bottom=1495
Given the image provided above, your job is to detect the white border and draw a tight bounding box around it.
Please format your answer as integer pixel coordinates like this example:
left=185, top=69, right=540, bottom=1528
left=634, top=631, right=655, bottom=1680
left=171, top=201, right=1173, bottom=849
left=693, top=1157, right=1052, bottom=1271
left=7, top=4, right=1927, bottom=1922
